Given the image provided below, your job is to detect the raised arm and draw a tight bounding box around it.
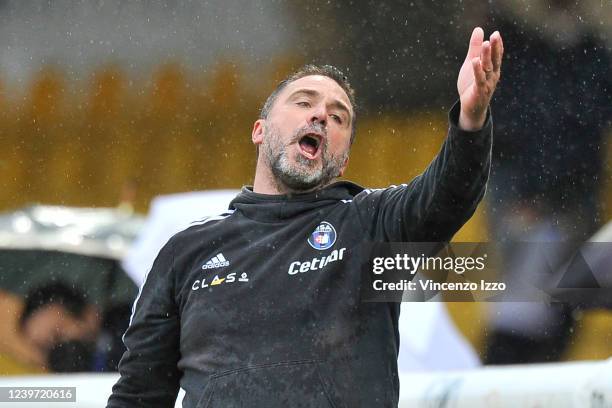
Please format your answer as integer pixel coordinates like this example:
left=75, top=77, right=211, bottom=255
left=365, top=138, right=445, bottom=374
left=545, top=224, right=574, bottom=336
left=354, top=28, right=504, bottom=242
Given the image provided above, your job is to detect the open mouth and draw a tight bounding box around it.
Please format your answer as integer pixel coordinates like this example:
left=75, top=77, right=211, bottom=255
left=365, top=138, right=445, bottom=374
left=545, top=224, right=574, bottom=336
left=298, top=134, right=322, bottom=160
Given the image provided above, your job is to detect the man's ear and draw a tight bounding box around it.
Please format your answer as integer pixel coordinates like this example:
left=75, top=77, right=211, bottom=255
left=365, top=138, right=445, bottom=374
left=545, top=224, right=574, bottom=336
left=252, top=119, right=265, bottom=146
left=338, top=155, right=350, bottom=177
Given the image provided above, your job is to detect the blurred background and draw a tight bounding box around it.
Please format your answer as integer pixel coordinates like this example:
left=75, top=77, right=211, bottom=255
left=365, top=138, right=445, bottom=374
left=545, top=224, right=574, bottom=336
left=0, top=0, right=611, bottom=378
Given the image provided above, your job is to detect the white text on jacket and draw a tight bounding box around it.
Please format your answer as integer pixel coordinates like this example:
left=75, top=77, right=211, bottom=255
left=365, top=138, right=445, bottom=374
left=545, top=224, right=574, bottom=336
left=288, top=248, right=346, bottom=275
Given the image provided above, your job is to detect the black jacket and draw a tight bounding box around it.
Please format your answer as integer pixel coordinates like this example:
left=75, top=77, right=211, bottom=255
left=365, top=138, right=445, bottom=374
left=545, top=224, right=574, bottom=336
left=107, top=102, right=492, bottom=408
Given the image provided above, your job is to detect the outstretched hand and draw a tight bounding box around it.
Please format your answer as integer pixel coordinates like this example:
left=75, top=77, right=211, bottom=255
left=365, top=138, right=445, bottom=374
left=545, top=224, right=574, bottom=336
left=457, top=27, right=504, bottom=131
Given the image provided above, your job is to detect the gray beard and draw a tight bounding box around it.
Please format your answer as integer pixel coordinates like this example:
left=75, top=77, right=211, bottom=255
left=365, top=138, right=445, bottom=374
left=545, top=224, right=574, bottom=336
left=261, top=124, right=347, bottom=193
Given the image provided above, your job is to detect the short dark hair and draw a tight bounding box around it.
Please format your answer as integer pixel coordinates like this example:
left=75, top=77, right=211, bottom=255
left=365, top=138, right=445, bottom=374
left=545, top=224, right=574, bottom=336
left=19, top=282, right=88, bottom=329
left=260, top=64, right=358, bottom=144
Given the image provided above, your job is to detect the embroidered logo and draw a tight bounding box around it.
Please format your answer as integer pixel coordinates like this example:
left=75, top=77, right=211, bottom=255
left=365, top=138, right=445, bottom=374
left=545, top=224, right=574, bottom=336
left=308, top=221, right=337, bottom=250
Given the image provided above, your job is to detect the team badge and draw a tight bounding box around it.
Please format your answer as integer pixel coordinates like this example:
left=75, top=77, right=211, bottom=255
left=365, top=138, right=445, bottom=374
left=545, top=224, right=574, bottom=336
left=308, top=221, right=337, bottom=250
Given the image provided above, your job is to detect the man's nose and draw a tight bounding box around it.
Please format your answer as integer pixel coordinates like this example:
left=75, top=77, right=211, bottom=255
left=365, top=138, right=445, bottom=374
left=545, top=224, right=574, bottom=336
left=309, top=104, right=327, bottom=126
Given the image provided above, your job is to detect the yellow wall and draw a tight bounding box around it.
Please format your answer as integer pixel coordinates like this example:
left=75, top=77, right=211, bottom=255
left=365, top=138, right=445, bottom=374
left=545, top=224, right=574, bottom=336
left=0, top=62, right=464, bottom=215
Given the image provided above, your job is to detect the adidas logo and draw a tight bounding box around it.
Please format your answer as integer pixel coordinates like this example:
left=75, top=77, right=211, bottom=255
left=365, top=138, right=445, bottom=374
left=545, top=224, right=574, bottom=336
left=202, top=253, right=230, bottom=269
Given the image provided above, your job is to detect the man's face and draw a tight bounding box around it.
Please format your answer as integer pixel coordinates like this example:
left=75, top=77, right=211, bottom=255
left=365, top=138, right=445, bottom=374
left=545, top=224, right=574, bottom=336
left=254, top=75, right=354, bottom=192
left=23, top=303, right=99, bottom=352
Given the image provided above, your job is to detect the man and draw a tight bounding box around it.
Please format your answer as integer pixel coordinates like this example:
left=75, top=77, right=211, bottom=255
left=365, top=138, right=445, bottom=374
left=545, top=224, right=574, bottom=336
left=108, top=27, right=503, bottom=407
left=19, top=283, right=100, bottom=372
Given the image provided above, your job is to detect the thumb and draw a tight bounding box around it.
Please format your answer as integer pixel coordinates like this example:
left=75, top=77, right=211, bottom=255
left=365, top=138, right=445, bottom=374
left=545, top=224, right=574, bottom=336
left=465, top=27, right=484, bottom=61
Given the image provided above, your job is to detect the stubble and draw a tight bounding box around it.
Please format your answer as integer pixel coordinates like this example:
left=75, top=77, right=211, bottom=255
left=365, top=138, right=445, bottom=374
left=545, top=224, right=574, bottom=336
left=261, top=123, right=348, bottom=193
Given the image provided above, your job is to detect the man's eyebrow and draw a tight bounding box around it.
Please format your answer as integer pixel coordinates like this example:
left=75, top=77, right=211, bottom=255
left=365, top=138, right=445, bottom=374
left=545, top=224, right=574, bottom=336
left=288, top=88, right=352, bottom=119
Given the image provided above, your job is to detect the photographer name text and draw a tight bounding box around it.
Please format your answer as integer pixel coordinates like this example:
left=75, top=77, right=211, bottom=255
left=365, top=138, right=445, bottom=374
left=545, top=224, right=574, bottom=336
left=372, top=279, right=506, bottom=292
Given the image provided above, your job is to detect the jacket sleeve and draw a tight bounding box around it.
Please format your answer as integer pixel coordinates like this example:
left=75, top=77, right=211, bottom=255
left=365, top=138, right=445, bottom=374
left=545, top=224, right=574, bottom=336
left=106, top=240, right=181, bottom=407
left=353, top=100, right=492, bottom=242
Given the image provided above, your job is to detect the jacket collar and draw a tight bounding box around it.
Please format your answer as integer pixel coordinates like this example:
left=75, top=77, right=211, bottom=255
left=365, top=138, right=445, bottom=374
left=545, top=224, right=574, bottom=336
left=228, top=181, right=364, bottom=222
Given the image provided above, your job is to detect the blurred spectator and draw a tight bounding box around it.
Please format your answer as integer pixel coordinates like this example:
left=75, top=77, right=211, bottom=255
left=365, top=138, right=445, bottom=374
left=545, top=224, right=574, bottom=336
left=19, top=283, right=100, bottom=372
left=484, top=0, right=612, bottom=364
left=0, top=206, right=144, bottom=373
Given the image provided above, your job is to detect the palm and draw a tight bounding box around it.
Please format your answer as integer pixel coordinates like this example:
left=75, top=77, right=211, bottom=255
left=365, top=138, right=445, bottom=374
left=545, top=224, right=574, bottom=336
left=455, top=28, right=503, bottom=130
left=457, top=55, right=481, bottom=112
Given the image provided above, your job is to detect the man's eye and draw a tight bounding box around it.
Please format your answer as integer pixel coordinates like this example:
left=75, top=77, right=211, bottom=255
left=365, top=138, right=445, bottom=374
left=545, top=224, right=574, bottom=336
left=296, top=101, right=310, bottom=107
left=331, top=114, right=342, bottom=124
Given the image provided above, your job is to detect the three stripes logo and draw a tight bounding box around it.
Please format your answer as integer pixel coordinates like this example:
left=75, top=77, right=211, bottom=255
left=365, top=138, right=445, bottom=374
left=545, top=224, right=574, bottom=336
left=202, top=253, right=230, bottom=269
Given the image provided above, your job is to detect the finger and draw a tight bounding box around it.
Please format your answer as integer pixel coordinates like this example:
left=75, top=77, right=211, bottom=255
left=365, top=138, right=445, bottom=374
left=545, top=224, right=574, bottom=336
left=466, top=27, right=484, bottom=60
left=480, top=40, right=493, bottom=74
left=472, top=57, right=486, bottom=88
left=490, top=31, right=503, bottom=71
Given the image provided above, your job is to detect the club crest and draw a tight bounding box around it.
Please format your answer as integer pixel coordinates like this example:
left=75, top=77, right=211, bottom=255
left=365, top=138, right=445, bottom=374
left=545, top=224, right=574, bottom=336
left=308, top=221, right=337, bottom=250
